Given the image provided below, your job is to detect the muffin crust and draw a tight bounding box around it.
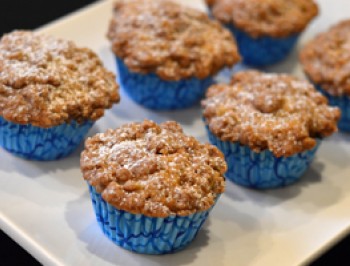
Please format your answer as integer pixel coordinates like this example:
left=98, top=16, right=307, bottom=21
left=0, top=31, right=120, bottom=127
left=300, top=19, right=350, bottom=97
left=107, top=0, right=240, bottom=81
left=208, top=0, right=318, bottom=38
left=202, top=71, right=340, bottom=157
left=81, top=120, right=226, bottom=217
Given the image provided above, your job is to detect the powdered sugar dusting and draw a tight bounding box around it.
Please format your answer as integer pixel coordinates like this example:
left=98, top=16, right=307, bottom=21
left=80, top=120, right=226, bottom=218
left=202, top=71, right=340, bottom=157
left=107, top=0, right=240, bottom=80
left=300, top=19, right=350, bottom=96
left=0, top=31, right=120, bottom=127
left=209, top=0, right=318, bottom=38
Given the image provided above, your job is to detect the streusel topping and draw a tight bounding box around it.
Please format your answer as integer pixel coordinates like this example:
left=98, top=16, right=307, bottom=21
left=81, top=120, right=226, bottom=217
left=208, top=0, right=318, bottom=38
left=0, top=31, right=120, bottom=127
left=300, top=19, right=350, bottom=97
left=202, top=71, right=340, bottom=157
left=107, top=0, right=240, bottom=81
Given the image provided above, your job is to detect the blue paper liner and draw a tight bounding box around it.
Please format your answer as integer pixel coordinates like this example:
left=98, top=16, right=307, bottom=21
left=0, top=116, right=93, bottom=160
left=226, top=24, right=299, bottom=66
left=116, top=57, right=213, bottom=110
left=205, top=128, right=320, bottom=189
left=88, top=184, right=215, bottom=254
left=315, top=85, right=350, bottom=132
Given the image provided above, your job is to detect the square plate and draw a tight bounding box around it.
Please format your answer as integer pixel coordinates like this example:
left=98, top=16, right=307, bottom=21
left=1, top=0, right=350, bottom=265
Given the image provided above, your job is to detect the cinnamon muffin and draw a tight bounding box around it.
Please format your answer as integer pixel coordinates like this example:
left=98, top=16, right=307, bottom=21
left=300, top=19, right=350, bottom=132
left=81, top=120, right=226, bottom=254
left=107, top=0, right=240, bottom=110
left=202, top=71, right=340, bottom=189
left=0, top=31, right=120, bottom=160
left=207, top=0, right=318, bottom=66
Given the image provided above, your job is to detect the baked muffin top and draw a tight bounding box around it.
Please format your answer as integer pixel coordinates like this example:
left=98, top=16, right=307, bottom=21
left=107, top=0, right=240, bottom=81
left=81, top=120, right=226, bottom=218
left=300, top=20, right=350, bottom=97
left=208, top=0, right=318, bottom=38
left=0, top=31, right=120, bottom=127
left=202, top=71, right=340, bottom=157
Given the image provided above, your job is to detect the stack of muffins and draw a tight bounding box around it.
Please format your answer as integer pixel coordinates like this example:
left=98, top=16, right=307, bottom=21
left=0, top=0, right=348, bottom=256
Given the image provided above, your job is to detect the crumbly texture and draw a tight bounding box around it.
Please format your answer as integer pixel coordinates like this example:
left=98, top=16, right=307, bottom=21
left=300, top=20, right=350, bottom=97
left=202, top=71, right=340, bottom=157
left=208, top=0, right=318, bottom=38
left=107, top=0, right=240, bottom=81
left=81, top=120, right=226, bottom=218
left=0, top=31, right=120, bottom=127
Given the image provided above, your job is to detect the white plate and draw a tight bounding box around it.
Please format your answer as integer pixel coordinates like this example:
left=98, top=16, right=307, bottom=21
left=1, top=0, right=350, bottom=265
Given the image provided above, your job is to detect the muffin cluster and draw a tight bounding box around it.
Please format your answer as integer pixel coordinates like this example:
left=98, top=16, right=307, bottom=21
left=1, top=0, right=348, bottom=258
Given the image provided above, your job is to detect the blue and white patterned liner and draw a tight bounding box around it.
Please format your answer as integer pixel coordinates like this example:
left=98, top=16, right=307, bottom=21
left=88, top=184, right=214, bottom=254
left=226, top=24, right=299, bottom=66
left=315, top=85, right=350, bottom=132
left=0, top=116, right=93, bottom=160
left=116, top=57, right=213, bottom=110
left=206, top=128, right=320, bottom=189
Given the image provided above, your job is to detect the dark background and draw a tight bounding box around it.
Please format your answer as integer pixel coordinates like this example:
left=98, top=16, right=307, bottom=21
left=0, top=0, right=349, bottom=265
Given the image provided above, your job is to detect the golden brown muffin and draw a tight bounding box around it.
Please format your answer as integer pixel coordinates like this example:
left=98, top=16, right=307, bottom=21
left=0, top=31, right=120, bottom=127
left=81, top=120, right=226, bottom=218
left=107, top=0, right=240, bottom=81
left=208, top=0, right=318, bottom=38
left=202, top=71, right=340, bottom=157
left=300, top=19, right=350, bottom=97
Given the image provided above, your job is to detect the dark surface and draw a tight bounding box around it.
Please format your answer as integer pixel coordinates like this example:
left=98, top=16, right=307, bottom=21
left=0, top=0, right=349, bottom=265
left=0, top=230, right=40, bottom=266
left=0, top=0, right=97, bottom=34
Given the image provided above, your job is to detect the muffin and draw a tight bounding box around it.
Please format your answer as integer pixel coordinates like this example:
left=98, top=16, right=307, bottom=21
left=0, top=31, right=120, bottom=160
left=300, top=19, right=350, bottom=132
left=202, top=71, right=340, bottom=189
left=80, top=120, right=226, bottom=254
left=207, top=0, right=318, bottom=66
left=107, top=0, right=240, bottom=110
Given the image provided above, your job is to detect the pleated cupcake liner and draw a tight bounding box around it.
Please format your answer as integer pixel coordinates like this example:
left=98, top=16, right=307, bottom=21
left=116, top=57, right=213, bottom=110
left=314, top=84, right=350, bottom=132
left=226, top=24, right=299, bottom=66
left=205, top=127, right=320, bottom=189
left=88, top=184, right=216, bottom=254
left=0, top=116, right=93, bottom=160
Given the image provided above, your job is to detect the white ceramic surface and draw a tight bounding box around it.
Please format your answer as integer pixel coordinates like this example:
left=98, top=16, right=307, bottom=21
left=1, top=0, right=350, bottom=265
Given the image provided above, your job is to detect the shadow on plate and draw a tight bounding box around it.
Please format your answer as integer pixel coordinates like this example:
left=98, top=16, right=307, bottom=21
left=110, top=89, right=205, bottom=127
left=224, top=161, right=342, bottom=214
left=317, top=134, right=350, bottom=168
left=64, top=192, right=225, bottom=266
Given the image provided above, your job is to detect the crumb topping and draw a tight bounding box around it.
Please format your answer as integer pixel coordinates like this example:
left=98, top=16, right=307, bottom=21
left=300, top=19, right=350, bottom=97
left=208, top=0, right=318, bottom=38
left=81, top=120, right=226, bottom=217
left=202, top=71, right=340, bottom=157
left=0, top=31, right=120, bottom=127
left=107, top=0, right=240, bottom=81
